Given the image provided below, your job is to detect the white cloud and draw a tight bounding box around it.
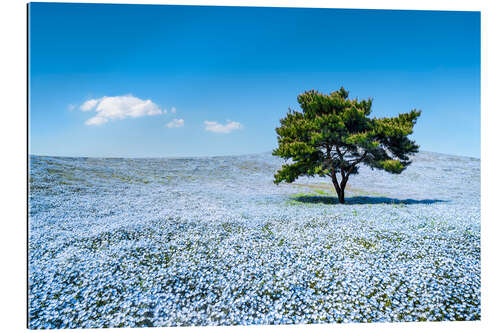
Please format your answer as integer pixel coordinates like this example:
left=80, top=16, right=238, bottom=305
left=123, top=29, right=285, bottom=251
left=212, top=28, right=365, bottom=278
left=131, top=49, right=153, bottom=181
left=85, top=116, right=109, bottom=126
left=204, top=120, right=243, bottom=134
left=171, top=107, right=177, bottom=114
left=80, top=95, right=166, bottom=126
left=80, top=99, right=99, bottom=112
left=166, top=118, right=184, bottom=128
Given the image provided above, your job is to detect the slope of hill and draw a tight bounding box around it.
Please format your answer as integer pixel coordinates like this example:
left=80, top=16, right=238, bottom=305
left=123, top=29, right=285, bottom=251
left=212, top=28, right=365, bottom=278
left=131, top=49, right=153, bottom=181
left=28, top=151, right=480, bottom=328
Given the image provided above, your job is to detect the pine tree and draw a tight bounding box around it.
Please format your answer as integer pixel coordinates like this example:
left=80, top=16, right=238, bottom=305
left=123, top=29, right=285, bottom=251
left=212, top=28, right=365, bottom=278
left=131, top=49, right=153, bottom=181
left=273, top=88, right=421, bottom=204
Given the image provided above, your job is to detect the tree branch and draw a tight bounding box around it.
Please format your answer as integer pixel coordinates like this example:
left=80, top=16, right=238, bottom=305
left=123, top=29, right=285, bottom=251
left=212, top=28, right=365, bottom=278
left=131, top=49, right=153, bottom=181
left=335, top=145, right=346, bottom=158
left=346, top=151, right=368, bottom=176
left=326, top=145, right=341, bottom=193
left=331, top=169, right=341, bottom=193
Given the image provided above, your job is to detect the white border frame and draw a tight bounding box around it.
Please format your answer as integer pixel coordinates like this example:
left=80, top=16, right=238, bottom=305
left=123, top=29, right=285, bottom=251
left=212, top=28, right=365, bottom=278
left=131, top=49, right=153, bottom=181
left=1, top=1, right=498, bottom=332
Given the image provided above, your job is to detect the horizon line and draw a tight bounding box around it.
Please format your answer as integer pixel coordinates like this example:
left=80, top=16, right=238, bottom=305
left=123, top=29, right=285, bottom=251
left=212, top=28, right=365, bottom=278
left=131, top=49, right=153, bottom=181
left=28, top=149, right=480, bottom=161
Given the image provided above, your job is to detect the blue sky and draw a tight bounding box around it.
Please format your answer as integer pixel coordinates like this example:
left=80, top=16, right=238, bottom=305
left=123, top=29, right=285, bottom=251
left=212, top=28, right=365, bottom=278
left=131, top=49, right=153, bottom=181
left=28, top=3, right=480, bottom=158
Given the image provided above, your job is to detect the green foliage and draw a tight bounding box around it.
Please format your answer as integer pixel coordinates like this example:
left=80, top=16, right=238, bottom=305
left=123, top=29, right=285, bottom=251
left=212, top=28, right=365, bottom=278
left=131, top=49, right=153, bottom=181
left=273, top=88, right=421, bottom=203
left=375, top=159, right=404, bottom=173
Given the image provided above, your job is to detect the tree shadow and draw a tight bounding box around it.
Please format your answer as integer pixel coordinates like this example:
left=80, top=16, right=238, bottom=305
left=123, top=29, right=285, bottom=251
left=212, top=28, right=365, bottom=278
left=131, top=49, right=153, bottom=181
left=290, top=195, right=447, bottom=205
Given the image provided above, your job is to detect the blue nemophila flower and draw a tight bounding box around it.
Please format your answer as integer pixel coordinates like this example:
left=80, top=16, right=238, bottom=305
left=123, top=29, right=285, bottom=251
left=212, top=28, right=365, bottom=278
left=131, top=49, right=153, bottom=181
left=28, top=152, right=480, bottom=328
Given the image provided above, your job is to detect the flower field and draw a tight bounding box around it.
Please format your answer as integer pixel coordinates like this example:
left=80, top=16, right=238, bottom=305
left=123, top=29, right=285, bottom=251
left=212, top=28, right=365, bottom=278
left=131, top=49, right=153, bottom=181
left=28, top=151, right=480, bottom=328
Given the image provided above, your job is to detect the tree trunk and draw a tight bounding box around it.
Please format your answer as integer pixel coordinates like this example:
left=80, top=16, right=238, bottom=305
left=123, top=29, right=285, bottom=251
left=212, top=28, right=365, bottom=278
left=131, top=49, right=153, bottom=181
left=336, top=186, right=345, bottom=204
left=331, top=172, right=345, bottom=204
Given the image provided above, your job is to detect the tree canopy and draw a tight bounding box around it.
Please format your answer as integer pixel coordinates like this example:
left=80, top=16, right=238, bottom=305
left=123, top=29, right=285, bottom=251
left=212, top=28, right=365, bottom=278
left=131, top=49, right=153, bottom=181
left=273, top=87, right=421, bottom=203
